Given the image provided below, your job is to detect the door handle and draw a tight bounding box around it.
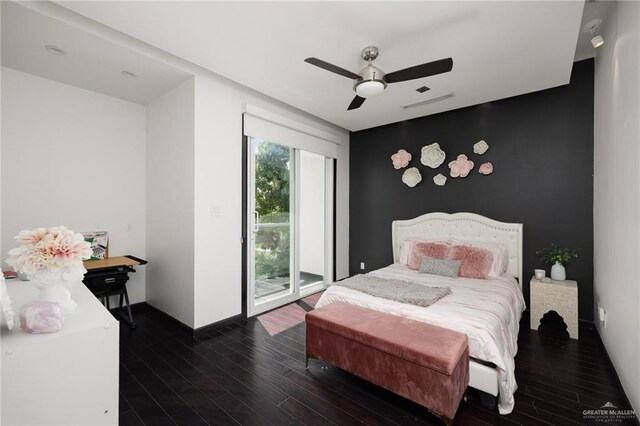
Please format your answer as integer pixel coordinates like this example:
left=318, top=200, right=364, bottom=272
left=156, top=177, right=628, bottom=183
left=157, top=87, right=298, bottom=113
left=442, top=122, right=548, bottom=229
left=253, top=211, right=259, bottom=233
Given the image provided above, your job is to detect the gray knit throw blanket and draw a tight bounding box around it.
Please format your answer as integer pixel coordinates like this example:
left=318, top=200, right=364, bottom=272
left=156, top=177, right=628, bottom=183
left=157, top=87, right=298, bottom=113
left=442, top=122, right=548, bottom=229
left=335, top=274, right=451, bottom=307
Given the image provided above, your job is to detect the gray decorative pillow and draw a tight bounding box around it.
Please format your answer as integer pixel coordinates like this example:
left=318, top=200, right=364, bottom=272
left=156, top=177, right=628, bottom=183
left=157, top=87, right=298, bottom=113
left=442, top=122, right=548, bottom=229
left=419, top=257, right=461, bottom=278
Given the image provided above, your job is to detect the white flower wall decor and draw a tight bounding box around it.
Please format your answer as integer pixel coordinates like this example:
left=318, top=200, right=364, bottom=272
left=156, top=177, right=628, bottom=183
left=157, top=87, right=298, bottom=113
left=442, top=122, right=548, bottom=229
left=402, top=167, right=422, bottom=187
left=420, top=143, right=446, bottom=169
left=473, top=140, right=489, bottom=155
left=433, top=174, right=447, bottom=186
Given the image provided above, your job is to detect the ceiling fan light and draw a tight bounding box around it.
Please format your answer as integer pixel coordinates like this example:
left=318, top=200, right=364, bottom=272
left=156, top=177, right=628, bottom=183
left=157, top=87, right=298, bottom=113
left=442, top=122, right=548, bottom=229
left=591, top=34, right=604, bottom=48
left=355, top=80, right=385, bottom=98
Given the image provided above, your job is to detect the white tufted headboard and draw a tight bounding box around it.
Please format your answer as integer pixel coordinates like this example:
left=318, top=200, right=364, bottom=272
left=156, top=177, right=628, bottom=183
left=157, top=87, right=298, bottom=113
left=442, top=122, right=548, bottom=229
left=392, top=212, right=523, bottom=287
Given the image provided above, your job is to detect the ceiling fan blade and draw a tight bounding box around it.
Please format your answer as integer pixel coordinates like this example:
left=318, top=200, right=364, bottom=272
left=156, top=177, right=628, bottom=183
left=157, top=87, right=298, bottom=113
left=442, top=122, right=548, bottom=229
left=305, top=57, right=361, bottom=80
left=348, top=95, right=366, bottom=110
left=384, top=58, right=453, bottom=84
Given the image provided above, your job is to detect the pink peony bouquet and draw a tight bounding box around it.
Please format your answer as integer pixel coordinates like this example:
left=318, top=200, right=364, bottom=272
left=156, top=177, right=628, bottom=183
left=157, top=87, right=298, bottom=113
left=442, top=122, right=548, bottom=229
left=6, top=226, right=92, bottom=277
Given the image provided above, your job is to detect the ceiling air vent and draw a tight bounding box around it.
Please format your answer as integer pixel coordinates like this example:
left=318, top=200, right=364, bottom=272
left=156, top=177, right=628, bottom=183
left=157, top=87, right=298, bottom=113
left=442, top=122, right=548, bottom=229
left=403, top=92, right=454, bottom=109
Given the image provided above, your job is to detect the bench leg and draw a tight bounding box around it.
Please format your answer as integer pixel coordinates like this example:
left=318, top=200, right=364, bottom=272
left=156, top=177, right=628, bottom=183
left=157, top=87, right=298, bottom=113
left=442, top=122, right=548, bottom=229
left=305, top=354, right=310, bottom=370
left=479, top=390, right=497, bottom=409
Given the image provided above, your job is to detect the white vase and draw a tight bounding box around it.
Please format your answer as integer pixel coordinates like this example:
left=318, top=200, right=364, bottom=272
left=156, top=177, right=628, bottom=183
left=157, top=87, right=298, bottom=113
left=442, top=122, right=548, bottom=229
left=36, top=283, right=76, bottom=311
left=550, top=262, right=566, bottom=281
left=29, top=268, right=82, bottom=312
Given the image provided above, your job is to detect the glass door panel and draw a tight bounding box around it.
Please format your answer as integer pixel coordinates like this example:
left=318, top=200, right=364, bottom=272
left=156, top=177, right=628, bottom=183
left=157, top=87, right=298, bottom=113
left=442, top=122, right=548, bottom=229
left=252, top=139, right=295, bottom=309
left=247, top=137, right=333, bottom=316
left=298, top=151, right=325, bottom=290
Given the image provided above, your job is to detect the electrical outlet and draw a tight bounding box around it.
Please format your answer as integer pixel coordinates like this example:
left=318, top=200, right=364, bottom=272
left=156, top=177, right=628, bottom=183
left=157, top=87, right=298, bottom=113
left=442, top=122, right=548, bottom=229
left=360, top=262, right=365, bottom=270
left=126, top=224, right=133, bottom=233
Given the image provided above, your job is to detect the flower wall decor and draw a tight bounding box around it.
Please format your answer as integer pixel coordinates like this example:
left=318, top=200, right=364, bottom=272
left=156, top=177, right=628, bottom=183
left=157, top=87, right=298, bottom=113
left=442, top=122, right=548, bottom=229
left=433, top=173, right=447, bottom=186
left=473, top=140, right=489, bottom=155
left=448, top=154, right=474, bottom=178
left=479, top=162, right=494, bottom=175
left=391, top=149, right=412, bottom=169
left=402, top=167, right=422, bottom=187
left=420, top=143, right=446, bottom=169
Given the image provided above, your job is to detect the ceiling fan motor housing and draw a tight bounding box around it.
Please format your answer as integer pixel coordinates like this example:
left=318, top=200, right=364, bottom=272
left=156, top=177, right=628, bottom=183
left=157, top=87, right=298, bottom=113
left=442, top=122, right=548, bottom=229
left=354, top=65, right=387, bottom=97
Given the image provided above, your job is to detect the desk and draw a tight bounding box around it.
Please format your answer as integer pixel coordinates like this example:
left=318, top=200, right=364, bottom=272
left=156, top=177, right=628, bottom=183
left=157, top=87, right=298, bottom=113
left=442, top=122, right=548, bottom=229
left=83, top=255, right=147, bottom=328
left=1, top=280, right=119, bottom=425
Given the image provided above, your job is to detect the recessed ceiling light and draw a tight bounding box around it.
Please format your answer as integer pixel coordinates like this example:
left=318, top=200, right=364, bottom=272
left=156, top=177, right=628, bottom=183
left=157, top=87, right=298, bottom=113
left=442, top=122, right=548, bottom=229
left=44, top=45, right=66, bottom=56
left=121, top=71, right=137, bottom=79
left=416, top=86, right=430, bottom=94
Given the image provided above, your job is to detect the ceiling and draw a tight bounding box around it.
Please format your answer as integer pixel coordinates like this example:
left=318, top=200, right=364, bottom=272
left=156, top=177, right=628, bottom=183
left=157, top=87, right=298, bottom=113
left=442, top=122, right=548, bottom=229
left=53, top=1, right=585, bottom=131
left=1, top=1, right=191, bottom=105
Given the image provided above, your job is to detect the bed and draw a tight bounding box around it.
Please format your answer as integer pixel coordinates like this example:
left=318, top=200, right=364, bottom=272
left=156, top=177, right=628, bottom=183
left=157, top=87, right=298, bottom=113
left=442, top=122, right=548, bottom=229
left=316, top=212, right=525, bottom=414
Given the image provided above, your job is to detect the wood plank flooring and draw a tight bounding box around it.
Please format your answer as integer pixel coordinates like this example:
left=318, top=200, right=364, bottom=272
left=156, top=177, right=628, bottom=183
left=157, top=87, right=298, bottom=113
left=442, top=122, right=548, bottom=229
left=119, top=293, right=638, bottom=425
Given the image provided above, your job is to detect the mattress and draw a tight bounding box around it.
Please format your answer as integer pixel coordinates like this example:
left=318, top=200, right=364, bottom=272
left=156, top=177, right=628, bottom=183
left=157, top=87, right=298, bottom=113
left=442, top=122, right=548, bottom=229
left=316, top=263, right=526, bottom=414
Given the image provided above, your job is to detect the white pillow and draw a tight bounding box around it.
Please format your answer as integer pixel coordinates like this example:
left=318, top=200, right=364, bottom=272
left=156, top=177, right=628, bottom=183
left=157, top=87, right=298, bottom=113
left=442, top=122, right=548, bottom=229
left=448, top=238, right=509, bottom=277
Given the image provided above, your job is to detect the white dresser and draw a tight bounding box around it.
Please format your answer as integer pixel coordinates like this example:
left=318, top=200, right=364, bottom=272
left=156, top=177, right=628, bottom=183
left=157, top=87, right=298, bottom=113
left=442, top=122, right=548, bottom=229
left=1, top=279, right=119, bottom=425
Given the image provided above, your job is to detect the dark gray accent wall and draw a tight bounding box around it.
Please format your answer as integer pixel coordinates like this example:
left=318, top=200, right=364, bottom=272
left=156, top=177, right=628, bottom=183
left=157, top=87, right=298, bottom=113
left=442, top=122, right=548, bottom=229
left=349, top=59, right=594, bottom=321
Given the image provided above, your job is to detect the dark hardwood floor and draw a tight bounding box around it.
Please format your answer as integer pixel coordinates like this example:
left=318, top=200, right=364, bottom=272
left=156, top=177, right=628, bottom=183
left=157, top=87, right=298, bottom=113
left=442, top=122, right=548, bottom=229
left=118, top=293, right=637, bottom=425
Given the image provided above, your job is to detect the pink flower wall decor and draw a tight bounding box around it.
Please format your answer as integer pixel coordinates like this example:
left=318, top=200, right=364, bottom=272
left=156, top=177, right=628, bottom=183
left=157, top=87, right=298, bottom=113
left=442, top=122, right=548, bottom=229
left=448, top=154, right=474, bottom=178
left=479, top=162, right=494, bottom=175
left=391, top=149, right=412, bottom=169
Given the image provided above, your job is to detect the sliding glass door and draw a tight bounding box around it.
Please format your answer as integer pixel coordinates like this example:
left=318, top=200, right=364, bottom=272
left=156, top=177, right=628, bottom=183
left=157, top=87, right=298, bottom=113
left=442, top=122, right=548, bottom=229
left=247, top=137, right=333, bottom=316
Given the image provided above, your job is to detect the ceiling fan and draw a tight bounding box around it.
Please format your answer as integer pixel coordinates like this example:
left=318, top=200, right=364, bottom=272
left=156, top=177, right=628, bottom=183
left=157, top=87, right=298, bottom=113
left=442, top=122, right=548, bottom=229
left=305, top=46, right=453, bottom=111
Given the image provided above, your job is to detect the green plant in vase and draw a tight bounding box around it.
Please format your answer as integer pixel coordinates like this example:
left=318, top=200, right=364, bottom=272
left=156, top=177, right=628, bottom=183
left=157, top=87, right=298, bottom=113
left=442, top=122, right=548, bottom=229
left=536, top=244, right=578, bottom=281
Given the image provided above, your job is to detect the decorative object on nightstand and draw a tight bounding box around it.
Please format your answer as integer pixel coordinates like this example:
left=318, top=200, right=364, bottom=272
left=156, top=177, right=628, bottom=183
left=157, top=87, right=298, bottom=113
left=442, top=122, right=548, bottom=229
left=535, top=244, right=578, bottom=281
left=530, top=276, right=578, bottom=339
left=5, top=226, right=92, bottom=312
left=534, top=269, right=545, bottom=280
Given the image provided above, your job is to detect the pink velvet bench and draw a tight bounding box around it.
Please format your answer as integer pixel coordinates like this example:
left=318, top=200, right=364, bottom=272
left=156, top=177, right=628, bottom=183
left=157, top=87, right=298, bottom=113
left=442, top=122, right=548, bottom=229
left=305, top=302, right=469, bottom=425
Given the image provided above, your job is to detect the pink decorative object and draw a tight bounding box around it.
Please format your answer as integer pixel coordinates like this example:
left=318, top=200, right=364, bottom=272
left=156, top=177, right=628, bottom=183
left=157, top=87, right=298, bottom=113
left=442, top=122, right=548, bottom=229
left=6, top=226, right=91, bottom=312
left=448, top=154, right=474, bottom=178
left=19, top=301, right=64, bottom=334
left=408, top=242, right=450, bottom=270
left=447, top=245, right=494, bottom=279
left=391, top=149, right=412, bottom=169
left=479, top=162, right=494, bottom=175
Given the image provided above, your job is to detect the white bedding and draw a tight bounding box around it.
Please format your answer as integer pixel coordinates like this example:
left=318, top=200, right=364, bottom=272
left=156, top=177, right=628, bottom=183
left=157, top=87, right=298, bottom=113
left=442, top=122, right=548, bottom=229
left=316, top=263, right=526, bottom=414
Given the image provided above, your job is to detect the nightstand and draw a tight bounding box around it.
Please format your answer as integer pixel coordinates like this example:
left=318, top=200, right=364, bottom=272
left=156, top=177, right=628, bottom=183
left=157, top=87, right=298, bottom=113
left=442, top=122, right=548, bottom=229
left=530, top=277, right=578, bottom=339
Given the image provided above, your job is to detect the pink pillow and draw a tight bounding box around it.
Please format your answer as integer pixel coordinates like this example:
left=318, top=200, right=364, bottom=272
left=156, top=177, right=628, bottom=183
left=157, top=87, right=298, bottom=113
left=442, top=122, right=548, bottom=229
left=408, top=242, right=450, bottom=270
left=447, top=245, right=494, bottom=279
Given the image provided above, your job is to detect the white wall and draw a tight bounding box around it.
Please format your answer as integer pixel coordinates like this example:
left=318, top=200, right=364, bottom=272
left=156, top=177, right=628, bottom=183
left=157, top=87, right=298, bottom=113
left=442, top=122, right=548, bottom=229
left=10, top=1, right=350, bottom=330
left=299, top=151, right=325, bottom=276
left=193, top=75, right=349, bottom=328
left=145, top=77, right=195, bottom=327
left=1, top=67, right=147, bottom=303
left=594, top=1, right=640, bottom=413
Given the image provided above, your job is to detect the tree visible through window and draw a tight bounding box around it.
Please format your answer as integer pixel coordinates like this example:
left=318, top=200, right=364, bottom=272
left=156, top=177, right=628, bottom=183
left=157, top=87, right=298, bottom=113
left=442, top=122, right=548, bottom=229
left=255, top=141, right=291, bottom=280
